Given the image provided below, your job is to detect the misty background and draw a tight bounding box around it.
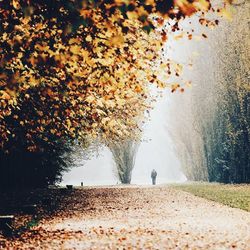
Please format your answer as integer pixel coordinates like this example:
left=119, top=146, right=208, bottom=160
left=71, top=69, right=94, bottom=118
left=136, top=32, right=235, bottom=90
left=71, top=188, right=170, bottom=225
left=62, top=89, right=187, bottom=186
left=62, top=2, right=249, bottom=185
left=61, top=17, right=208, bottom=186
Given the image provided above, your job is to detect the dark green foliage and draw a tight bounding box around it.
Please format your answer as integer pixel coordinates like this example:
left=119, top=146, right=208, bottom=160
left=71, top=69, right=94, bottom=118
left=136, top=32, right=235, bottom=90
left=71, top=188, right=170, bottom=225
left=0, top=96, right=74, bottom=188
left=207, top=88, right=250, bottom=183
left=204, top=3, right=250, bottom=183
left=0, top=138, right=74, bottom=189
left=167, top=1, right=249, bottom=184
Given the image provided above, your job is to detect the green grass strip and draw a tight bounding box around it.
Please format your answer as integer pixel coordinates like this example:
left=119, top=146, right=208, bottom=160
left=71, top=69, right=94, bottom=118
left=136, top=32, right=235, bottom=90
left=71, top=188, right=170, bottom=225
left=173, top=183, right=250, bottom=212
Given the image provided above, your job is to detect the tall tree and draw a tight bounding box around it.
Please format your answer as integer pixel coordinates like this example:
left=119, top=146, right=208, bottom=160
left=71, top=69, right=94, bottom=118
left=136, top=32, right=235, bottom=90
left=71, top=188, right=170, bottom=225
left=167, top=0, right=250, bottom=183
left=110, top=140, right=138, bottom=184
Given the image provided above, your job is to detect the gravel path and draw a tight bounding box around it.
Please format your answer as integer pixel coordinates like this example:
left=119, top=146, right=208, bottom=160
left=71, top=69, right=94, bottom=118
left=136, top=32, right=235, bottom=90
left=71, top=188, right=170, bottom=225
left=1, top=185, right=250, bottom=249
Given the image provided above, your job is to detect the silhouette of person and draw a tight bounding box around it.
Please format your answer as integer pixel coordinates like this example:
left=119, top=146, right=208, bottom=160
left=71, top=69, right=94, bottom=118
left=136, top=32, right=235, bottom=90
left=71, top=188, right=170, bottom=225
left=151, top=169, right=157, bottom=185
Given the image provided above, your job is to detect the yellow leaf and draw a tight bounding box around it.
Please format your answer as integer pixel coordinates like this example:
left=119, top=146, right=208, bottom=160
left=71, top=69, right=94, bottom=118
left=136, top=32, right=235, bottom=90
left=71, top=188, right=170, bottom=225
left=86, top=95, right=95, bottom=103
left=13, top=0, right=21, bottom=10
left=70, top=45, right=81, bottom=54
left=174, top=33, right=184, bottom=40
left=0, top=91, right=11, bottom=100
left=86, top=35, right=92, bottom=42
left=109, top=35, right=124, bottom=46
left=220, top=7, right=233, bottom=21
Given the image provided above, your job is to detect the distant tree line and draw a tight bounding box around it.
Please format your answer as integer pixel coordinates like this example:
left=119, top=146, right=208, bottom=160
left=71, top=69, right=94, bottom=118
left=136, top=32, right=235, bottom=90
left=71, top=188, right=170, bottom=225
left=168, top=1, right=250, bottom=183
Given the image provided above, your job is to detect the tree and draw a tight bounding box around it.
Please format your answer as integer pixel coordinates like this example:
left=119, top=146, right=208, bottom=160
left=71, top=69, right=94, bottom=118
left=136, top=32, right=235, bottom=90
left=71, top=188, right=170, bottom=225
left=0, top=0, right=230, bottom=187
left=207, top=0, right=250, bottom=183
left=110, top=140, right=138, bottom=184
left=0, top=0, right=228, bottom=150
left=167, top=0, right=249, bottom=183
left=0, top=137, right=74, bottom=188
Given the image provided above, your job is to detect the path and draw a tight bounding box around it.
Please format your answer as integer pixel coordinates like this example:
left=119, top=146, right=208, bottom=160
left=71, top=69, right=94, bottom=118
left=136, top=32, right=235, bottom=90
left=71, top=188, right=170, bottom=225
left=1, top=185, right=250, bottom=249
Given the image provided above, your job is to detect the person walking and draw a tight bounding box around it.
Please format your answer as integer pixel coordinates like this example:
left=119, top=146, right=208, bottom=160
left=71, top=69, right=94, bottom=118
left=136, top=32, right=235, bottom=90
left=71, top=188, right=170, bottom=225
left=151, top=169, right=157, bottom=185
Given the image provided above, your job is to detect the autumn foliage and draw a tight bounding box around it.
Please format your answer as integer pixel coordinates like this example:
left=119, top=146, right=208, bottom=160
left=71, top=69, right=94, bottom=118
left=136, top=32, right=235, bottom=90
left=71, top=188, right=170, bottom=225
left=0, top=0, right=234, bottom=161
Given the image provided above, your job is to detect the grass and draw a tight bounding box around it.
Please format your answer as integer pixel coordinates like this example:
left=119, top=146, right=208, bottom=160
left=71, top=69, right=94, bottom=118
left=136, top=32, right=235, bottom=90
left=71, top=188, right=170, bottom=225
left=172, top=182, right=250, bottom=212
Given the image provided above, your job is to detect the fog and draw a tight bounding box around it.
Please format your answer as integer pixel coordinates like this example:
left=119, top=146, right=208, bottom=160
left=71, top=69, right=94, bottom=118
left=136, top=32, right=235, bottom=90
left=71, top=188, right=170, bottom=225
left=61, top=20, right=205, bottom=186
left=62, top=89, right=187, bottom=186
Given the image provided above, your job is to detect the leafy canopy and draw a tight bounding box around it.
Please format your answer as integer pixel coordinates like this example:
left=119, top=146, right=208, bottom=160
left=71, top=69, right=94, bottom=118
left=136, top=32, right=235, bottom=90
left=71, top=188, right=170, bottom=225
left=0, top=0, right=230, bottom=152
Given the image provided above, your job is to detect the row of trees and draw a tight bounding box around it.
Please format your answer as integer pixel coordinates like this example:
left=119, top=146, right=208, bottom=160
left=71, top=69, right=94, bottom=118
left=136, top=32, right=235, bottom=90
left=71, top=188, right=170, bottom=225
left=168, top=0, right=249, bottom=183
left=0, top=0, right=230, bottom=187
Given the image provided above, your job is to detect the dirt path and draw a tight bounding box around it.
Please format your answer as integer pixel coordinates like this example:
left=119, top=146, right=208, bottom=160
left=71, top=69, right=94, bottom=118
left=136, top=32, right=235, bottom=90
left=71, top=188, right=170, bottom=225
left=1, top=185, right=250, bottom=249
